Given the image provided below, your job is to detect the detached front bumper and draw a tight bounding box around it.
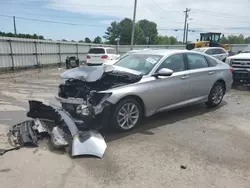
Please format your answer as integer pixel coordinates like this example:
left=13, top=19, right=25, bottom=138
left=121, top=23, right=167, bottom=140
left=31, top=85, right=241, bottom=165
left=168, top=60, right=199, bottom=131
left=8, top=100, right=107, bottom=158
left=233, top=68, right=250, bottom=85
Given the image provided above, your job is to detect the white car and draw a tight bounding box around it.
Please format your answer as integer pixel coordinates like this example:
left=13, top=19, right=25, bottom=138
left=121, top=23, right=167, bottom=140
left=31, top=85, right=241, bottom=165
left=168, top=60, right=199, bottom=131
left=86, top=47, right=120, bottom=65
left=193, top=47, right=229, bottom=62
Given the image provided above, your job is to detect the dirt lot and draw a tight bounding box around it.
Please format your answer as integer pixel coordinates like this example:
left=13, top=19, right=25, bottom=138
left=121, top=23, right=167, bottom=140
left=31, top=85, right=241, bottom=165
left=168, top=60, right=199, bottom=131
left=0, top=68, right=250, bottom=188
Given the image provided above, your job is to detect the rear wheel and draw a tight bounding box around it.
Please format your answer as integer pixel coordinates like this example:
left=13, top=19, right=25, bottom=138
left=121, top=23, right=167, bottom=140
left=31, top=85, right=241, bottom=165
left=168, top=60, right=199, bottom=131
left=111, top=98, right=143, bottom=132
left=205, top=82, right=225, bottom=108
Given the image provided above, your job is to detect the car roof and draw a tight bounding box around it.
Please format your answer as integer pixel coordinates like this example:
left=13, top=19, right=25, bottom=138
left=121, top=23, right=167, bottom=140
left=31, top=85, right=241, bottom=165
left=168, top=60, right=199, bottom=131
left=133, top=49, right=188, bottom=56
left=90, top=47, right=114, bottom=50
left=194, top=47, right=225, bottom=51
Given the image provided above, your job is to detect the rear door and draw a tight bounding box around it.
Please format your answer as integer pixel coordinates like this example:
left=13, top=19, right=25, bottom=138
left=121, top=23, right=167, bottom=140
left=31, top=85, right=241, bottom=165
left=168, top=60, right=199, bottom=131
left=185, top=53, right=218, bottom=99
left=87, top=48, right=106, bottom=63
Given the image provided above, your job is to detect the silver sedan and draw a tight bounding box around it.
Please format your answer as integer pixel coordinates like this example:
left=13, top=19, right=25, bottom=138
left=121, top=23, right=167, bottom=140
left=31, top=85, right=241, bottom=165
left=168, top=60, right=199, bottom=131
left=59, top=49, right=233, bottom=132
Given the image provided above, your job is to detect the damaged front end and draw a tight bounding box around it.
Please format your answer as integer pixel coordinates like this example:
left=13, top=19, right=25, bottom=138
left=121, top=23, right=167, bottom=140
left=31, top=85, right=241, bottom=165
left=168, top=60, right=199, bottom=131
left=5, top=65, right=142, bottom=158
left=56, top=64, right=142, bottom=129
left=8, top=101, right=107, bottom=158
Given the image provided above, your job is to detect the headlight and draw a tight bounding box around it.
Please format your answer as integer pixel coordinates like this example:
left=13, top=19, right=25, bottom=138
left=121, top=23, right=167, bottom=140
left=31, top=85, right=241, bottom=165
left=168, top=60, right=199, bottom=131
left=76, top=104, right=92, bottom=116
left=89, top=92, right=112, bottom=105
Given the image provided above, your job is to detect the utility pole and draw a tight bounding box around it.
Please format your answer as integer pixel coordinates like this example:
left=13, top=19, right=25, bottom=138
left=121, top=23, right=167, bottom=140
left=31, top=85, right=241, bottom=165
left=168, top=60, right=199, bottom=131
left=183, top=8, right=190, bottom=44
left=185, top=23, right=189, bottom=44
left=130, top=0, right=137, bottom=50
left=13, top=16, right=17, bottom=36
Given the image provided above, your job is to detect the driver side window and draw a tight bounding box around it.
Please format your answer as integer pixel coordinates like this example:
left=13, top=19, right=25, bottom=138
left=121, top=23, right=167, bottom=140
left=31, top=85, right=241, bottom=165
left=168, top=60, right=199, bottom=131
left=157, top=54, right=185, bottom=73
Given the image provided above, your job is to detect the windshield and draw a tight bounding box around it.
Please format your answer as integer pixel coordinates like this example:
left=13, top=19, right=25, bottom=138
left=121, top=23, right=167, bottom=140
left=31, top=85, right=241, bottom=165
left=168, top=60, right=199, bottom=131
left=114, top=54, right=163, bottom=75
left=242, top=45, right=250, bottom=53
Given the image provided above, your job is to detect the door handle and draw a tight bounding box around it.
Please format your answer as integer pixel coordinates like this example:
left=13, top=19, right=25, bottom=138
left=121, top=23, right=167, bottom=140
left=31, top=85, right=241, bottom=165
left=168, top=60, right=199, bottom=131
left=180, top=75, right=189, bottom=79
left=208, top=71, right=215, bottom=75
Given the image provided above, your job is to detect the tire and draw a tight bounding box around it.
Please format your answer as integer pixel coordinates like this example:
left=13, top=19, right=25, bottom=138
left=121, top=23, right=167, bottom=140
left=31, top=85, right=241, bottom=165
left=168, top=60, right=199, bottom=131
left=110, top=98, right=143, bottom=132
left=205, top=82, right=225, bottom=108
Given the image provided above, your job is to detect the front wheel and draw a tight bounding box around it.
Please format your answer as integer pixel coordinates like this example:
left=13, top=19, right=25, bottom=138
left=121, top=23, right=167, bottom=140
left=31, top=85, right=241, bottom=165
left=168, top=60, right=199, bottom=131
left=205, top=82, right=225, bottom=108
left=111, top=98, right=143, bottom=132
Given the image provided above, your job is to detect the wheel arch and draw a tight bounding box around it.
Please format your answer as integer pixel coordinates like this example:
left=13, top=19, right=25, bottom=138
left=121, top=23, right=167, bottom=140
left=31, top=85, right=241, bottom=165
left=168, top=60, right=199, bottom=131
left=115, top=95, right=146, bottom=117
left=215, top=79, right=226, bottom=94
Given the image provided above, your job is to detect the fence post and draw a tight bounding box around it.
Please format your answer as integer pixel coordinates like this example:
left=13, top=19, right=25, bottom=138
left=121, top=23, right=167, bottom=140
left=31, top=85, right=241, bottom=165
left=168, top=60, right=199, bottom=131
left=76, top=43, right=79, bottom=58
left=34, top=41, right=39, bottom=67
left=8, top=40, right=15, bottom=70
left=58, top=42, right=62, bottom=66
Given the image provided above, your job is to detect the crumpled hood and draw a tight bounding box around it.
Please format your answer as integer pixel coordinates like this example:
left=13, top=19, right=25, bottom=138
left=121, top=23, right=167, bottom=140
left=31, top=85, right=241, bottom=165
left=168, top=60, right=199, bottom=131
left=60, top=64, right=142, bottom=82
left=228, top=53, right=250, bottom=60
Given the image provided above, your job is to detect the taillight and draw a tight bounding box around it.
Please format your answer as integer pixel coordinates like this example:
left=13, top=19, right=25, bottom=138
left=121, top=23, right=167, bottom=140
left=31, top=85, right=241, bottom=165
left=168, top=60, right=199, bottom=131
left=87, top=55, right=91, bottom=59
left=101, top=55, right=108, bottom=59
left=229, top=67, right=233, bottom=73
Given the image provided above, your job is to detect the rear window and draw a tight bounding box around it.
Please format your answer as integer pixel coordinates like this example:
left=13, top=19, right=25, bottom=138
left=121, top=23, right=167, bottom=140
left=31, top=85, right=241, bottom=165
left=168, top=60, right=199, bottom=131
left=106, top=49, right=116, bottom=54
left=206, top=56, right=218, bottom=67
left=88, top=48, right=105, bottom=54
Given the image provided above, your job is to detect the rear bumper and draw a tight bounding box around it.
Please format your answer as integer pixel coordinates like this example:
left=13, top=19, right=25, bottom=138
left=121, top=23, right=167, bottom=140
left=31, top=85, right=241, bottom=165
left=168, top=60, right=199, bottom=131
left=232, top=68, right=250, bottom=85
left=86, top=59, right=105, bottom=65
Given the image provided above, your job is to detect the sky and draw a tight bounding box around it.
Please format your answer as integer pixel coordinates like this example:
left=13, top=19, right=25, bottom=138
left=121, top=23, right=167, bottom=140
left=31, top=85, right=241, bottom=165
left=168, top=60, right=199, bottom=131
left=0, top=0, right=250, bottom=42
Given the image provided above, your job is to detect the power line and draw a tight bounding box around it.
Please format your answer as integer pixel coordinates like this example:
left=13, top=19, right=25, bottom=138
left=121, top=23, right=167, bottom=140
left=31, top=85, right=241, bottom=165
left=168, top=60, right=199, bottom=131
left=1, top=1, right=133, bottom=11
left=150, top=0, right=177, bottom=13
left=0, top=14, right=107, bottom=28
left=192, top=8, right=250, bottom=20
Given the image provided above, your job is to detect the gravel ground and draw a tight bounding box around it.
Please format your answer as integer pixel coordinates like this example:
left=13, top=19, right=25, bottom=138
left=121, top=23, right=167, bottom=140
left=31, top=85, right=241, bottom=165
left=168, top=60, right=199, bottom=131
left=0, top=68, right=249, bottom=188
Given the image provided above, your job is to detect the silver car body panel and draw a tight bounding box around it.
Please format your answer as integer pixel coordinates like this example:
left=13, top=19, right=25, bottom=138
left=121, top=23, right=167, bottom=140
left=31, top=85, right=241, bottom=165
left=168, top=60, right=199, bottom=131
left=59, top=49, right=232, bottom=118
left=60, top=64, right=141, bottom=82
left=56, top=109, right=107, bottom=158
left=103, top=50, right=233, bottom=116
left=72, top=131, right=107, bottom=158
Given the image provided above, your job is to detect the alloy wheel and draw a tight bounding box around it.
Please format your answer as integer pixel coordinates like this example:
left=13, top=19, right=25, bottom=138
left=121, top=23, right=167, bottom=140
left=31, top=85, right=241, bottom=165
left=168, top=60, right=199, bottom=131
left=117, top=103, right=139, bottom=130
left=212, top=85, right=223, bottom=104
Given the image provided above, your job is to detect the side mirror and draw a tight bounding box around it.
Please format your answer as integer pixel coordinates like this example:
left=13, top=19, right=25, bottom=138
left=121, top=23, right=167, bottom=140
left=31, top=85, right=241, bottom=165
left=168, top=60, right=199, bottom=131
left=153, top=68, right=173, bottom=77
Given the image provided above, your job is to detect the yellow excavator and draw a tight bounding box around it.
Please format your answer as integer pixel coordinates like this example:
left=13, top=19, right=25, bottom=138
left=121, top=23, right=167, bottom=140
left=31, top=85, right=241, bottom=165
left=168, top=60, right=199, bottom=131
left=186, top=32, right=231, bottom=52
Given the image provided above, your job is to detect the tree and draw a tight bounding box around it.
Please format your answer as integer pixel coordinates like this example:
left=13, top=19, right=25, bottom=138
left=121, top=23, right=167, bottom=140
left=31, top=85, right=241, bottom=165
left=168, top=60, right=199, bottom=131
left=154, top=36, right=170, bottom=44
left=103, top=21, right=121, bottom=45
left=71, top=40, right=76, bottom=42
left=169, top=36, right=178, bottom=45
left=85, top=37, right=92, bottom=43
left=245, top=37, right=250, bottom=44
left=78, top=40, right=84, bottom=43
left=93, top=36, right=102, bottom=44
left=104, top=18, right=145, bottom=45
left=137, top=19, right=158, bottom=44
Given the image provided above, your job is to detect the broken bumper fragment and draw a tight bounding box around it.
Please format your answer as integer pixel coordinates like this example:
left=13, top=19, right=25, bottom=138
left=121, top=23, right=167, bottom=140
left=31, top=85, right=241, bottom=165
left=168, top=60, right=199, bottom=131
left=7, top=100, right=107, bottom=158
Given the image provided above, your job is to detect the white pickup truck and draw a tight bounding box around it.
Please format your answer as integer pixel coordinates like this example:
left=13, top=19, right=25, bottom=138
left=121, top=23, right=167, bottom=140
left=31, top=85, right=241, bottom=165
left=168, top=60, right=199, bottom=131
left=226, top=45, right=250, bottom=86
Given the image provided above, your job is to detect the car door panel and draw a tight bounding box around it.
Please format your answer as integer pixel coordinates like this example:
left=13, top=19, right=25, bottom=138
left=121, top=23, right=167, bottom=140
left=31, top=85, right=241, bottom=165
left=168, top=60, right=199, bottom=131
left=185, top=67, right=218, bottom=97
left=150, top=70, right=192, bottom=108
left=147, top=53, right=193, bottom=111
left=186, top=53, right=217, bottom=98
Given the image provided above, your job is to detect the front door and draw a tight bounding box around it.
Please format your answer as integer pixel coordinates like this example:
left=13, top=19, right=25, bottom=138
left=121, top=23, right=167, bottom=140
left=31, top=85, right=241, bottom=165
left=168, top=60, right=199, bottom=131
left=147, top=53, right=192, bottom=110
